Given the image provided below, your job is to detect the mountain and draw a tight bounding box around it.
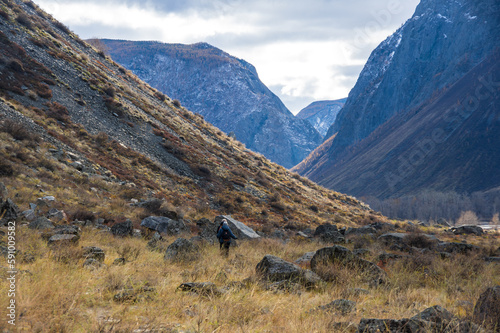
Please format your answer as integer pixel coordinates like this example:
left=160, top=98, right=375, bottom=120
left=99, top=39, right=322, bottom=169
left=0, top=0, right=373, bottom=229
left=295, top=0, right=500, bottom=201
left=295, top=98, right=346, bottom=137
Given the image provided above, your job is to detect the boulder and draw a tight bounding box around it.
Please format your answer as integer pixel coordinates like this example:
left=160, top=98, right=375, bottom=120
left=317, top=299, right=356, bottom=315
left=28, top=217, right=54, bottom=230
left=411, top=305, right=454, bottom=327
left=47, top=234, right=79, bottom=245
left=314, top=223, right=338, bottom=236
left=111, top=220, right=133, bottom=237
left=345, top=226, right=377, bottom=236
left=378, top=233, right=407, bottom=246
left=436, top=242, right=480, bottom=254
left=164, top=238, right=199, bottom=262
left=82, top=246, right=105, bottom=262
left=196, top=218, right=218, bottom=244
left=22, top=209, right=37, bottom=221
left=0, top=199, right=20, bottom=225
left=473, top=285, right=500, bottom=330
left=255, top=255, right=323, bottom=289
left=47, top=208, right=67, bottom=223
left=113, top=257, right=126, bottom=265
left=451, top=225, right=484, bottom=236
left=310, top=246, right=387, bottom=285
left=215, top=215, right=260, bottom=239
left=140, top=216, right=186, bottom=235
left=357, top=318, right=427, bottom=333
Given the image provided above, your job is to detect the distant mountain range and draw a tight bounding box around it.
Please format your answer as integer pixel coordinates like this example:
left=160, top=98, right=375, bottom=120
left=100, top=40, right=322, bottom=168
left=296, top=98, right=346, bottom=137
left=295, top=0, right=500, bottom=203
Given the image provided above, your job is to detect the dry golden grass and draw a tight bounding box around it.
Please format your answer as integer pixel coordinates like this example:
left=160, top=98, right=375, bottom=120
left=0, top=226, right=497, bottom=332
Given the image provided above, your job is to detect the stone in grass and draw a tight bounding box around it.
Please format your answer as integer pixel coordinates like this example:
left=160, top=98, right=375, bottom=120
left=164, top=238, right=199, bottom=262
left=111, top=220, right=133, bottom=237
left=473, top=285, right=500, bottom=330
left=47, top=234, right=79, bottom=245
left=113, top=257, right=126, bottom=265
left=177, top=282, right=223, bottom=297
left=82, top=246, right=105, bottom=262
left=316, top=299, right=356, bottom=315
left=28, top=216, right=54, bottom=230
left=83, top=258, right=103, bottom=270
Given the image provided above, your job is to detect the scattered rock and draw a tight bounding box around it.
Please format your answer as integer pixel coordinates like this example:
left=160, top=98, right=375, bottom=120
left=22, top=209, right=37, bottom=221
left=196, top=218, right=218, bottom=244
left=82, top=246, right=105, bottom=262
left=0, top=199, right=20, bottom=225
left=436, top=242, right=480, bottom=254
left=28, top=216, right=54, bottom=230
left=450, top=225, right=484, bottom=236
left=83, top=258, right=103, bottom=269
left=140, top=216, right=186, bottom=235
left=346, top=226, right=377, bottom=236
left=378, top=233, right=407, bottom=246
left=215, top=215, right=260, bottom=239
left=255, top=255, right=323, bottom=289
left=111, top=220, right=133, bottom=237
left=473, top=285, right=500, bottom=330
left=310, top=246, right=387, bottom=286
left=113, top=286, right=156, bottom=303
left=164, top=238, right=199, bottom=262
left=47, top=234, right=80, bottom=246
left=113, top=258, right=126, bottom=265
left=47, top=208, right=67, bottom=222
left=294, top=251, right=316, bottom=266
left=317, top=299, right=356, bottom=315
left=177, top=282, right=222, bottom=297
left=411, top=305, right=454, bottom=327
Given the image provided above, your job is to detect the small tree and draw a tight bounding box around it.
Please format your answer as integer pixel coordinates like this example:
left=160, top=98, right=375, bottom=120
left=456, top=210, right=479, bottom=226
left=491, top=213, right=499, bottom=226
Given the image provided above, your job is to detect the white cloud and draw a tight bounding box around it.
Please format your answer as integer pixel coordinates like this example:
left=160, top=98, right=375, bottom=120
left=35, top=0, right=419, bottom=114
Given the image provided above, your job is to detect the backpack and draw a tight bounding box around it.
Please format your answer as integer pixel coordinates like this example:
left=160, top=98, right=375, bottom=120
left=221, top=228, right=231, bottom=241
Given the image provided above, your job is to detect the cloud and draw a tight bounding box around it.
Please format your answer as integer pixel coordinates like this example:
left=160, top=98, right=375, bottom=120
left=36, top=0, right=419, bottom=114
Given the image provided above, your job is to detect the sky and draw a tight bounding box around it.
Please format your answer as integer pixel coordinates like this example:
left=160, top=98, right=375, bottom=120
left=35, top=0, right=420, bottom=114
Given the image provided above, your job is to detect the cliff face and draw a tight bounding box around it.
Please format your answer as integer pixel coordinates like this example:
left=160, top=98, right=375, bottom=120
left=296, top=98, right=346, bottom=137
left=295, top=0, right=500, bottom=198
left=102, top=40, right=322, bottom=169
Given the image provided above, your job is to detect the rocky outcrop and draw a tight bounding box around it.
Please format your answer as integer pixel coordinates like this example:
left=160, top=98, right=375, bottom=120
left=450, top=225, right=484, bottom=236
left=111, top=220, right=133, bottom=237
left=102, top=40, right=322, bottom=168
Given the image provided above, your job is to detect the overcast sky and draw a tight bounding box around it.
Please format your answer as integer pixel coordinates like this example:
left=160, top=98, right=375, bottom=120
left=35, top=0, right=420, bottom=114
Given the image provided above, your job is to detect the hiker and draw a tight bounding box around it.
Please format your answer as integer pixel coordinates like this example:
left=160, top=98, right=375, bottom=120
left=217, top=219, right=237, bottom=256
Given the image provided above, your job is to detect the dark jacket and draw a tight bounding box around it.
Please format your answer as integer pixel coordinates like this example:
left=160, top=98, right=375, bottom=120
left=217, top=224, right=237, bottom=244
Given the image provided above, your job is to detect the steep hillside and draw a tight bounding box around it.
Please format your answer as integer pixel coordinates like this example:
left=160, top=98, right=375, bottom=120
left=295, top=98, right=346, bottom=137
left=296, top=0, right=500, bottom=200
left=0, top=0, right=373, bottom=230
left=100, top=39, right=323, bottom=169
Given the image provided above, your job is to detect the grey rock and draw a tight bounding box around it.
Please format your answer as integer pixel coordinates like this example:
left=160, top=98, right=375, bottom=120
left=473, top=285, right=500, bottom=330
left=356, top=318, right=428, bottom=333
left=294, top=251, right=316, bottom=266
left=164, top=238, right=199, bottom=262
left=314, top=223, right=338, bottom=236
left=111, top=220, right=133, bottom=237
left=451, top=225, right=484, bottom=236
left=255, top=254, right=323, bottom=289
left=147, top=232, right=164, bottom=251
left=113, top=257, right=126, bottom=265
left=317, top=299, right=356, bottom=315
left=410, top=305, right=454, bottom=327
left=378, top=233, right=407, bottom=246
left=83, top=258, right=103, bottom=269
left=0, top=182, right=7, bottom=201
left=47, top=234, right=80, bottom=245
left=215, top=215, right=260, bottom=239
left=485, top=257, right=500, bottom=263
left=82, top=246, right=105, bottom=262
left=311, top=246, right=387, bottom=285
left=0, top=199, right=20, bottom=225
left=296, top=99, right=346, bottom=137
left=140, top=216, right=186, bottom=235
left=28, top=216, right=54, bottom=230
left=22, top=209, right=37, bottom=221
left=436, top=242, right=480, bottom=254
left=47, top=208, right=66, bottom=222
left=346, top=226, right=377, bottom=236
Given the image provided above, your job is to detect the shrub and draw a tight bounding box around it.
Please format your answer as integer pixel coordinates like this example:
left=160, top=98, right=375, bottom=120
left=16, top=13, right=33, bottom=29
left=7, top=58, right=24, bottom=72
left=68, top=209, right=95, bottom=222
left=44, top=101, right=69, bottom=121
left=0, top=159, right=14, bottom=177
left=36, top=83, right=52, bottom=99
left=0, top=119, right=38, bottom=141
left=53, top=21, right=71, bottom=34
left=103, top=86, right=115, bottom=98
left=172, top=99, right=181, bottom=108
left=94, top=132, right=109, bottom=146
left=0, top=9, right=9, bottom=20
